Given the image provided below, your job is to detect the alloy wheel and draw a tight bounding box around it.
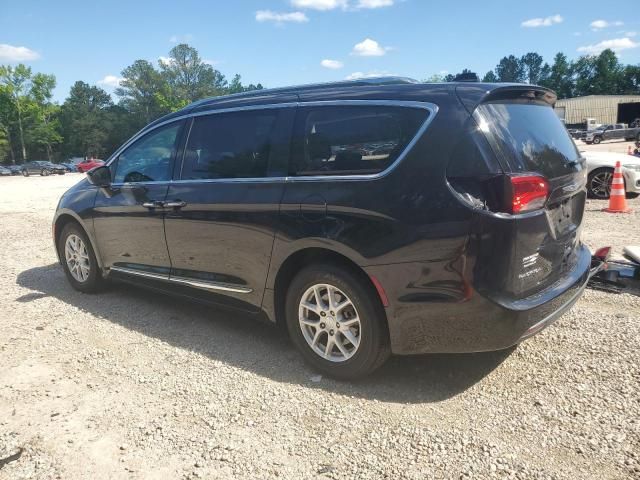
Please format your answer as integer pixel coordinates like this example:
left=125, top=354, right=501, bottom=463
left=65, top=234, right=90, bottom=282
left=590, top=171, right=613, bottom=199
left=298, top=283, right=361, bottom=362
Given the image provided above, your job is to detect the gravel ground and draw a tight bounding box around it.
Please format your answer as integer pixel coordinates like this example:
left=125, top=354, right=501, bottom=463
left=0, top=170, right=639, bottom=480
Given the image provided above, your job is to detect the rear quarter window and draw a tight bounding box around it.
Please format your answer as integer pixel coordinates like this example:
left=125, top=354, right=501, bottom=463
left=476, top=102, right=581, bottom=178
left=293, top=105, right=428, bottom=176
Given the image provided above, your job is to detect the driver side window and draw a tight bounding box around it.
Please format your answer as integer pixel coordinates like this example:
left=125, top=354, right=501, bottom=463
left=113, top=122, right=181, bottom=183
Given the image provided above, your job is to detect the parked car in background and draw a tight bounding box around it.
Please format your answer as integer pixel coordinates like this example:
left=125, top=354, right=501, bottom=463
left=7, top=165, right=22, bottom=175
left=584, top=123, right=640, bottom=144
left=583, top=150, right=640, bottom=199
left=22, top=161, right=66, bottom=176
left=0, top=166, right=11, bottom=176
left=59, top=162, right=77, bottom=172
left=53, top=79, right=592, bottom=379
left=76, top=158, right=105, bottom=173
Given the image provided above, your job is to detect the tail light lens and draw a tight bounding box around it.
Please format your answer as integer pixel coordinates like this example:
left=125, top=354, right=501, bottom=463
left=509, top=174, right=549, bottom=214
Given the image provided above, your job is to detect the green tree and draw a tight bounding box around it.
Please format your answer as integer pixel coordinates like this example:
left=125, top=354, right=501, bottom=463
left=495, top=55, right=524, bottom=83
left=482, top=71, right=498, bottom=82
left=540, top=53, right=574, bottom=98
left=60, top=81, right=114, bottom=158
left=159, top=44, right=228, bottom=105
left=0, top=83, right=16, bottom=163
left=26, top=73, right=62, bottom=161
left=0, top=64, right=32, bottom=161
left=520, top=52, right=548, bottom=84
left=116, top=60, right=167, bottom=126
left=620, top=64, right=640, bottom=94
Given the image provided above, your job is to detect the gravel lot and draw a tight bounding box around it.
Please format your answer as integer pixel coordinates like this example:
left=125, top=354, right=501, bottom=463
left=1, top=161, right=639, bottom=479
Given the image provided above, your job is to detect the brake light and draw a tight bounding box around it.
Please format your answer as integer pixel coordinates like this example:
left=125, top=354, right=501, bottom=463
left=509, top=174, right=549, bottom=214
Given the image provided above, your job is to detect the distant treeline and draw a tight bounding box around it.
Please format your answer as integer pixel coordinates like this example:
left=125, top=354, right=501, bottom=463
left=426, top=49, right=640, bottom=99
left=1, top=45, right=638, bottom=164
left=0, top=44, right=262, bottom=164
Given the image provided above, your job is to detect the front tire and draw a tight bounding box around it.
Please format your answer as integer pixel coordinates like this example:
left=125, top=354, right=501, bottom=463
left=285, top=264, right=390, bottom=379
left=592, top=136, right=602, bottom=145
left=22, top=170, right=29, bottom=177
left=587, top=168, right=614, bottom=199
left=57, top=223, right=104, bottom=293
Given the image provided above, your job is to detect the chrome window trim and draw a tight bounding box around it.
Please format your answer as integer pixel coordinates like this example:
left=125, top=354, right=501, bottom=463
left=109, top=266, right=252, bottom=294
left=105, top=100, right=438, bottom=187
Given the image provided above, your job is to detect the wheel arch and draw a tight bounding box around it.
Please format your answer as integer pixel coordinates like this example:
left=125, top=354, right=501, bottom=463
left=53, top=210, right=104, bottom=269
left=270, top=247, right=387, bottom=330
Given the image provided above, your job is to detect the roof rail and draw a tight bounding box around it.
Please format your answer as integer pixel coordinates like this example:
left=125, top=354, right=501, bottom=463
left=188, top=76, right=420, bottom=110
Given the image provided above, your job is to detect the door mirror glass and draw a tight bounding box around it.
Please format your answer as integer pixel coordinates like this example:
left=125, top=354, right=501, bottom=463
left=86, top=165, right=112, bottom=187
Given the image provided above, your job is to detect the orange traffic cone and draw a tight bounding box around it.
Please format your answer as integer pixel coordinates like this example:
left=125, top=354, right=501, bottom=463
left=603, top=161, right=631, bottom=213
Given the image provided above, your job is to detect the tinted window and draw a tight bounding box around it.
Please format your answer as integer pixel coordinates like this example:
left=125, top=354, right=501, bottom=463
left=294, top=106, right=427, bottom=176
left=114, top=122, right=181, bottom=183
left=476, top=103, right=580, bottom=178
left=181, top=110, right=279, bottom=180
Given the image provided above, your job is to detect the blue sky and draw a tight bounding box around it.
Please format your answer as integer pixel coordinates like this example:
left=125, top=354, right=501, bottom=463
left=0, top=0, right=638, bottom=102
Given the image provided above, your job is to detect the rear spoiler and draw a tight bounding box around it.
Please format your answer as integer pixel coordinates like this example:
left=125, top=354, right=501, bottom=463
left=455, top=84, right=557, bottom=115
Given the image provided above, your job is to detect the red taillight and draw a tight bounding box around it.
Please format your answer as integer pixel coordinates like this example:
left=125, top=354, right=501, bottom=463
left=509, top=174, right=549, bottom=214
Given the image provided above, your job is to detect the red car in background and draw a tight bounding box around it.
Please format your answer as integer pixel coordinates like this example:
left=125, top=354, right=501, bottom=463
left=76, top=158, right=105, bottom=173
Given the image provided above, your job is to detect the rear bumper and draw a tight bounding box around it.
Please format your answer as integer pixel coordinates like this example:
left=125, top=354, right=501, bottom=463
left=365, top=244, right=592, bottom=355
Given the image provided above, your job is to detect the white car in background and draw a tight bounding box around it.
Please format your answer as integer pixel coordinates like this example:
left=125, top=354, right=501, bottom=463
left=582, top=151, right=640, bottom=199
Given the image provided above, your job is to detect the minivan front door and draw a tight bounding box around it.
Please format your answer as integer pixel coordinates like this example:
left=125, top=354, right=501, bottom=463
left=163, top=107, right=294, bottom=310
left=93, top=120, right=185, bottom=278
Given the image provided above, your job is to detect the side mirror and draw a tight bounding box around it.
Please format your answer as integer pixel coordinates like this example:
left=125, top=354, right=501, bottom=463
left=86, top=165, right=111, bottom=187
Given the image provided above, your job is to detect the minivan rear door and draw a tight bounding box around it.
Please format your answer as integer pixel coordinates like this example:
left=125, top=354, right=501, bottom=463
left=473, top=96, right=587, bottom=297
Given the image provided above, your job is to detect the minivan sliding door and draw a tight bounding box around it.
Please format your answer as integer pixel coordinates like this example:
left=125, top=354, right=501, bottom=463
left=162, top=107, right=294, bottom=310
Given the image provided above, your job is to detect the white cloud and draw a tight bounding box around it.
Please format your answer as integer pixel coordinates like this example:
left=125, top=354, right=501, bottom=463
left=0, top=44, right=40, bottom=62
left=158, top=56, right=174, bottom=65
left=521, top=14, right=563, bottom=28
left=321, top=59, right=344, bottom=69
left=291, top=0, right=348, bottom=10
left=169, top=33, right=194, bottom=43
left=351, top=38, right=389, bottom=56
left=356, top=0, right=394, bottom=8
left=590, top=19, right=623, bottom=30
left=346, top=70, right=395, bottom=80
left=577, top=37, right=639, bottom=54
left=626, top=31, right=638, bottom=37
left=97, top=75, right=123, bottom=88
left=255, top=10, right=309, bottom=23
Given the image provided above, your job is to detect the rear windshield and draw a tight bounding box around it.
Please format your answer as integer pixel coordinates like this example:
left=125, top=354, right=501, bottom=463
left=475, top=102, right=580, bottom=178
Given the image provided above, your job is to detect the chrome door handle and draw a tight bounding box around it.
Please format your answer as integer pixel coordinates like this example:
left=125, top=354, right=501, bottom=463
left=142, top=201, right=164, bottom=209
left=163, top=200, right=187, bottom=209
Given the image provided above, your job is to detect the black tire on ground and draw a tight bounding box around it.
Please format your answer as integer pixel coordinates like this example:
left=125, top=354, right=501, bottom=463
left=285, top=263, right=390, bottom=380
left=41, top=169, right=49, bottom=176
left=592, top=136, right=602, bottom=145
left=627, top=192, right=639, bottom=199
left=22, top=170, right=29, bottom=177
left=587, top=168, right=614, bottom=199
left=57, top=222, right=105, bottom=293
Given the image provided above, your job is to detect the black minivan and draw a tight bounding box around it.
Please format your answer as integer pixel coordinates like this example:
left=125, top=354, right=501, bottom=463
left=53, top=78, right=591, bottom=379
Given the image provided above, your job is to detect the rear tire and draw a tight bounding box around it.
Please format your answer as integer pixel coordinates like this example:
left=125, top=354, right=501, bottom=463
left=285, top=264, right=390, bottom=379
left=592, top=136, right=602, bottom=145
left=57, top=223, right=105, bottom=293
left=41, top=169, right=49, bottom=176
